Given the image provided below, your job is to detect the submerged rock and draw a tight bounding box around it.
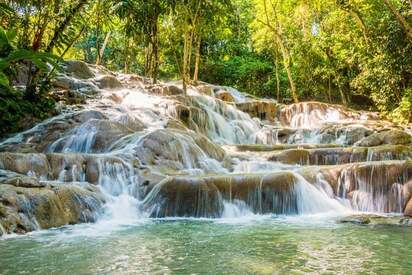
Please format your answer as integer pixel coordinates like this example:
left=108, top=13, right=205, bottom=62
left=338, top=214, right=412, bottom=226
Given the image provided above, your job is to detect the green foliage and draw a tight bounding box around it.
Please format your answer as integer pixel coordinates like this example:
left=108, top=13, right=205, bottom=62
left=202, top=55, right=275, bottom=97
left=0, top=25, right=57, bottom=137
left=2, top=0, right=412, bottom=134
left=390, top=88, right=412, bottom=123
left=0, top=87, right=55, bottom=136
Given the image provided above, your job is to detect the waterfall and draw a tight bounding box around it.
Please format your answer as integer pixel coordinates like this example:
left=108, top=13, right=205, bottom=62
left=292, top=173, right=349, bottom=214
left=2, top=62, right=412, bottom=237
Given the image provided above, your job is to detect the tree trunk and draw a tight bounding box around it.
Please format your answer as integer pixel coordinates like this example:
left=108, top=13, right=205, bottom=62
left=95, top=0, right=101, bottom=63
left=193, top=35, right=201, bottom=84
left=274, top=49, right=280, bottom=102
left=151, top=20, right=159, bottom=84
left=349, top=9, right=369, bottom=43
left=182, top=28, right=190, bottom=95
left=46, top=0, right=88, bottom=52
left=383, top=0, right=412, bottom=43
left=96, top=31, right=111, bottom=65
left=144, top=44, right=152, bottom=78
left=278, top=39, right=298, bottom=103
left=336, top=75, right=348, bottom=105
left=124, top=36, right=130, bottom=73
left=262, top=0, right=298, bottom=103
left=327, top=76, right=332, bottom=103
left=32, top=16, right=50, bottom=51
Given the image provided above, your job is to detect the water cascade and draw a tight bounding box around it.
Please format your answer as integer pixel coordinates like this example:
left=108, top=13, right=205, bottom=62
left=1, top=61, right=412, bottom=236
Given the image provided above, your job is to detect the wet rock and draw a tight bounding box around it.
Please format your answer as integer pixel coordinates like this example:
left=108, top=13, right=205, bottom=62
left=215, top=90, right=235, bottom=102
left=0, top=170, right=46, bottom=188
left=50, top=119, right=133, bottom=153
left=342, top=126, right=373, bottom=145
left=131, top=129, right=230, bottom=173
left=196, top=84, right=214, bottom=96
left=267, top=145, right=412, bottom=166
left=147, top=177, right=223, bottom=217
left=64, top=60, right=95, bottom=79
left=355, top=129, right=412, bottom=146
left=117, top=74, right=145, bottom=89
left=73, top=110, right=106, bottom=123
left=354, top=132, right=382, bottom=147
left=94, top=75, right=123, bottom=89
left=149, top=84, right=183, bottom=96
left=338, top=214, right=412, bottom=226
left=236, top=100, right=278, bottom=122
left=0, top=152, right=49, bottom=177
left=311, top=160, right=412, bottom=214
left=268, top=149, right=310, bottom=165
left=338, top=214, right=376, bottom=225
left=175, top=104, right=192, bottom=125
left=164, top=85, right=184, bottom=95
left=145, top=172, right=298, bottom=217
left=0, top=181, right=104, bottom=235
left=53, top=75, right=100, bottom=94
left=53, top=89, right=88, bottom=105
left=116, top=114, right=145, bottom=131
left=404, top=198, right=412, bottom=217
left=367, top=145, right=412, bottom=161
left=382, top=129, right=412, bottom=145
left=403, top=180, right=412, bottom=206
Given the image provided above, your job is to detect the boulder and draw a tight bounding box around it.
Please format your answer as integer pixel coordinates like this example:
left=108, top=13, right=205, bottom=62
left=215, top=90, right=235, bottom=102
left=382, top=129, right=412, bottom=145
left=196, top=85, right=214, bottom=96
left=0, top=152, right=49, bottom=177
left=149, top=84, right=183, bottom=96
left=268, top=149, right=310, bottom=165
left=164, top=85, right=184, bottom=95
left=94, top=75, right=123, bottom=89
left=64, top=60, right=95, bottom=79
left=144, top=172, right=298, bottom=217
left=146, top=177, right=223, bottom=218
left=0, top=171, right=105, bottom=235
left=342, top=126, right=373, bottom=145
left=236, top=100, right=278, bottom=121
left=0, top=170, right=46, bottom=188
left=355, top=129, right=412, bottom=146
left=354, top=132, right=382, bottom=147
left=131, top=129, right=229, bottom=173
left=53, top=75, right=100, bottom=94
left=337, top=214, right=412, bottom=226
left=49, top=119, right=134, bottom=153
left=405, top=198, right=412, bottom=217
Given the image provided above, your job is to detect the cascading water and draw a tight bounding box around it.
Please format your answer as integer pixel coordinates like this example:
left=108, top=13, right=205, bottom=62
left=1, top=62, right=412, bottom=238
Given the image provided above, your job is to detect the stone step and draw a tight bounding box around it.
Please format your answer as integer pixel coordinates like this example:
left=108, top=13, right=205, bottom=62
left=143, top=160, right=412, bottom=218
left=267, top=144, right=412, bottom=165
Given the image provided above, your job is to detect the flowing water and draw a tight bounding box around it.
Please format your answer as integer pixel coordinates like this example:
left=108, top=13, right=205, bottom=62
left=1, top=218, right=412, bottom=274
left=1, top=63, right=412, bottom=273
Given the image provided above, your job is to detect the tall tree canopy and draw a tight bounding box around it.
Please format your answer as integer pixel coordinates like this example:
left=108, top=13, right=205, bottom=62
left=1, top=0, right=412, bottom=124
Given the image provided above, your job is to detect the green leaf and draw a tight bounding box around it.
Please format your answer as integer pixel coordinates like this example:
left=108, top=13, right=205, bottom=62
left=0, top=71, right=9, bottom=87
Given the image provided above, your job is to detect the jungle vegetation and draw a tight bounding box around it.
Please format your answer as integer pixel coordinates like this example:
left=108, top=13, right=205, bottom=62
left=0, top=0, right=411, bottom=135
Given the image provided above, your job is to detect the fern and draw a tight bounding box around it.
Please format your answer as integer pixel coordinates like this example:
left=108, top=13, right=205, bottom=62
left=0, top=26, right=59, bottom=88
